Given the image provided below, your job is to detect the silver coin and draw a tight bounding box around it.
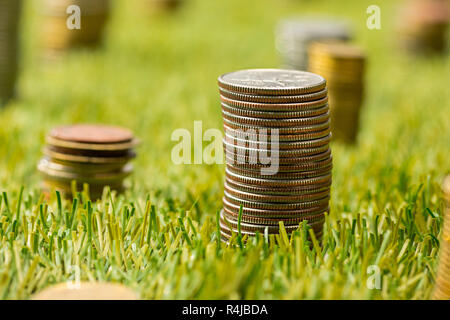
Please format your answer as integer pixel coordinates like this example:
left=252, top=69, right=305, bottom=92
left=218, top=69, right=326, bottom=96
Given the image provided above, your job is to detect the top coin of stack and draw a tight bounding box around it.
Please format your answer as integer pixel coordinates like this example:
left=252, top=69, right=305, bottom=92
left=397, top=0, right=450, bottom=54
left=41, top=0, right=111, bottom=59
left=32, top=282, right=138, bottom=300
left=38, top=124, right=137, bottom=199
left=275, top=19, right=352, bottom=71
left=0, top=0, right=22, bottom=104
left=308, top=41, right=366, bottom=143
left=218, top=69, right=332, bottom=241
left=433, top=175, right=450, bottom=300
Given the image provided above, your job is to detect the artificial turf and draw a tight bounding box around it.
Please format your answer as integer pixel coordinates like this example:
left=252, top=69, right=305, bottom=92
left=0, top=0, right=449, bottom=299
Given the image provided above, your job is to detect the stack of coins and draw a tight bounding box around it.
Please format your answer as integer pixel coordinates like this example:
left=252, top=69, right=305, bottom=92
left=308, top=41, right=366, bottom=143
left=41, top=0, right=111, bottom=59
left=0, top=0, right=22, bottom=104
left=218, top=69, right=332, bottom=241
left=32, top=282, right=138, bottom=300
left=144, top=0, right=182, bottom=13
left=398, top=0, right=450, bottom=54
left=275, top=19, right=351, bottom=71
left=38, top=124, right=137, bottom=199
left=433, top=175, right=450, bottom=300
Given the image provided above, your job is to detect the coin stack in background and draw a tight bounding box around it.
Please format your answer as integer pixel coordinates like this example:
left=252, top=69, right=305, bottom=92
left=308, top=41, right=366, bottom=143
left=397, top=0, right=450, bottom=54
left=144, top=0, right=183, bottom=13
left=38, top=124, right=137, bottom=199
left=275, top=19, right=352, bottom=71
left=433, top=176, right=450, bottom=300
left=218, top=69, right=332, bottom=241
left=0, top=0, right=22, bottom=104
left=41, top=0, right=111, bottom=59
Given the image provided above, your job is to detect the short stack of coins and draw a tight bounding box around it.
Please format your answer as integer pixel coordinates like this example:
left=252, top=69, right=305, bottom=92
left=41, top=0, right=111, bottom=59
left=397, top=0, right=450, bottom=54
left=38, top=124, right=137, bottom=199
left=218, top=69, right=332, bottom=241
left=275, top=19, right=351, bottom=71
left=433, top=175, right=450, bottom=300
left=0, top=0, right=22, bottom=104
left=308, top=41, right=366, bottom=143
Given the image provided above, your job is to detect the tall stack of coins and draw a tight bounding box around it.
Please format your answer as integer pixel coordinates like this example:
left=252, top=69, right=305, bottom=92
left=308, top=41, right=366, bottom=143
left=0, top=0, right=22, bottom=104
left=433, top=176, right=450, bottom=300
left=41, top=0, right=111, bottom=59
left=218, top=69, right=332, bottom=241
left=38, top=124, right=137, bottom=199
left=275, top=19, right=351, bottom=71
left=398, top=0, right=450, bottom=54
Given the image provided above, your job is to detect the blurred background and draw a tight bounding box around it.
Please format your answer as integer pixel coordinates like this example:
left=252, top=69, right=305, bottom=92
left=0, top=0, right=449, bottom=220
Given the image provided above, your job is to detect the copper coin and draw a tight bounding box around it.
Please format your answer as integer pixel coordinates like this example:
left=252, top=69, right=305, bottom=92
left=46, top=135, right=139, bottom=152
left=49, top=124, right=134, bottom=144
left=47, top=145, right=134, bottom=157
left=218, top=69, right=326, bottom=96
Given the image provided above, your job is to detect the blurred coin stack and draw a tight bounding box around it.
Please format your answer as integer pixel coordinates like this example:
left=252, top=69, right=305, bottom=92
left=0, top=0, right=22, bottom=104
left=144, top=0, right=182, bottom=13
left=433, top=176, right=450, bottom=300
left=275, top=19, right=351, bottom=71
left=38, top=124, right=137, bottom=199
left=41, top=0, right=111, bottom=59
left=398, top=0, right=450, bottom=54
left=218, top=69, right=332, bottom=241
left=308, top=41, right=366, bottom=143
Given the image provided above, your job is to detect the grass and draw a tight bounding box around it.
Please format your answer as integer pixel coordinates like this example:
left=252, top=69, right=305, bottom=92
left=0, top=0, right=449, bottom=299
